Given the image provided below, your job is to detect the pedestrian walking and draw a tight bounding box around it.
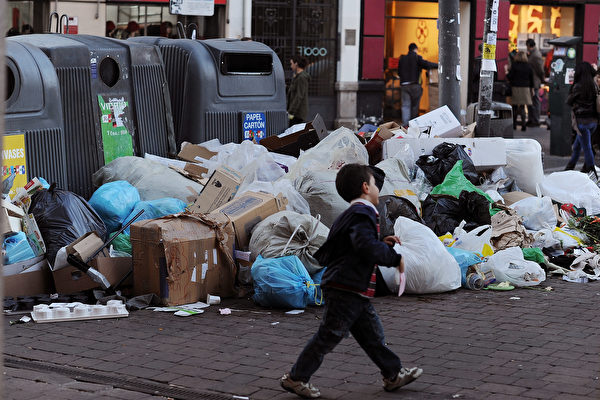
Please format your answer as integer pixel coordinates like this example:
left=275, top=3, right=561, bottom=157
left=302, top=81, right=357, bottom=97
left=506, top=51, right=533, bottom=131
left=397, top=43, right=438, bottom=126
left=287, top=56, right=310, bottom=126
left=526, top=39, right=545, bottom=126
left=280, top=164, right=422, bottom=398
left=565, top=61, right=598, bottom=177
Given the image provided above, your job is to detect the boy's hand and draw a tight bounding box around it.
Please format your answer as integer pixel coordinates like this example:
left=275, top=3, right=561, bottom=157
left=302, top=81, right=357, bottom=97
left=398, top=257, right=405, bottom=274
left=383, top=235, right=401, bottom=246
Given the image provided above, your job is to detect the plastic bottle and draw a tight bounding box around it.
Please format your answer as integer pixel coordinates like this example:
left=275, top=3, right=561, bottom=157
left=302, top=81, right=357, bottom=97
left=465, top=273, right=484, bottom=290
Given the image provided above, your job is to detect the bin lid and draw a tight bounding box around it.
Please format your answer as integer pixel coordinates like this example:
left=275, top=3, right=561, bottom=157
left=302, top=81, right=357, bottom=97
left=547, top=36, right=581, bottom=46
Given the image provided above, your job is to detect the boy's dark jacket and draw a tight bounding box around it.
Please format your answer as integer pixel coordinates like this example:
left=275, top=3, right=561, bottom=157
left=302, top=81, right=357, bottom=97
left=315, top=203, right=402, bottom=292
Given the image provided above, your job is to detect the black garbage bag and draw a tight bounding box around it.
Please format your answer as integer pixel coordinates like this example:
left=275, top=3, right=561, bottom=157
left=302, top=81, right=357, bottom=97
left=422, top=191, right=491, bottom=236
left=376, top=195, right=424, bottom=238
left=30, top=184, right=107, bottom=266
left=416, top=143, right=479, bottom=186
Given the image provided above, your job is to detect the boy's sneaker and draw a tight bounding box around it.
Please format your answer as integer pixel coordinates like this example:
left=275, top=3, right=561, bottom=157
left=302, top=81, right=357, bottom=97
left=280, top=373, right=321, bottom=398
left=383, top=367, right=423, bottom=391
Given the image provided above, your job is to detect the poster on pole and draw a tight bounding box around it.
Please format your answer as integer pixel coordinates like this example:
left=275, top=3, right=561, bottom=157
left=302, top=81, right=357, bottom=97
left=170, top=0, right=214, bottom=16
left=490, top=0, right=499, bottom=32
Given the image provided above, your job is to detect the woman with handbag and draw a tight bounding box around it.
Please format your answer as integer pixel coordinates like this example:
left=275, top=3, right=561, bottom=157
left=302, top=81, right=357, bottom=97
left=506, top=51, right=534, bottom=131
left=565, top=61, right=598, bottom=177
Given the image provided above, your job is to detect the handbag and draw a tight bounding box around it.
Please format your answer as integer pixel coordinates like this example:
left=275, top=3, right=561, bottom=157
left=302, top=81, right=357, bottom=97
left=595, top=84, right=600, bottom=114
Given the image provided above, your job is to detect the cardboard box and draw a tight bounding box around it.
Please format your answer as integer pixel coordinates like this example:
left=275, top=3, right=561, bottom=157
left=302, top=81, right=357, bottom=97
left=260, top=114, right=328, bottom=157
left=188, top=166, right=243, bottom=214
left=4, top=257, right=54, bottom=297
left=409, top=105, right=462, bottom=138
left=52, top=257, right=133, bottom=294
left=2, top=199, right=25, bottom=217
left=66, top=231, right=107, bottom=263
left=210, top=191, right=287, bottom=251
left=365, top=121, right=402, bottom=164
left=1, top=208, right=21, bottom=234
left=131, top=213, right=237, bottom=306
left=178, top=142, right=218, bottom=163
left=383, top=137, right=506, bottom=171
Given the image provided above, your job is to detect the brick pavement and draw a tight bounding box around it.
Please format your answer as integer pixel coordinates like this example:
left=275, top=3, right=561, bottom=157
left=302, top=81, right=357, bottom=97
left=3, top=276, right=600, bottom=400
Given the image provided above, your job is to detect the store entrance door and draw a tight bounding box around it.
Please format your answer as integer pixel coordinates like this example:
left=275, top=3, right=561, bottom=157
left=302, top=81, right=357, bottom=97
left=253, top=0, right=338, bottom=128
left=385, top=1, right=439, bottom=120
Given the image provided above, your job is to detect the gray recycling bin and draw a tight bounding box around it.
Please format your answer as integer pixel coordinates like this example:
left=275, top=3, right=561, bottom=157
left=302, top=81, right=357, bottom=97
left=130, top=37, right=288, bottom=146
left=5, top=34, right=175, bottom=199
left=466, top=101, right=513, bottom=138
left=5, top=40, right=68, bottom=196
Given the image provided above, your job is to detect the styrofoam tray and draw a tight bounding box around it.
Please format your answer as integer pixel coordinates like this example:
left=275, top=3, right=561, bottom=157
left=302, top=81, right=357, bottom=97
left=31, top=300, right=128, bottom=323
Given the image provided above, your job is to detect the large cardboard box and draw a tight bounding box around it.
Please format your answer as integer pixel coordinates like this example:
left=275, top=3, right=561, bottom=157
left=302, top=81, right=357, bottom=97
left=178, top=143, right=218, bottom=163
left=131, top=213, right=237, bottom=306
left=3, top=256, right=54, bottom=297
left=409, top=105, right=462, bottom=138
left=52, top=257, right=133, bottom=294
left=260, top=114, right=328, bottom=157
left=365, top=121, right=402, bottom=164
left=382, top=137, right=506, bottom=171
left=209, top=191, right=287, bottom=251
left=66, top=231, right=107, bottom=262
left=188, top=166, right=243, bottom=214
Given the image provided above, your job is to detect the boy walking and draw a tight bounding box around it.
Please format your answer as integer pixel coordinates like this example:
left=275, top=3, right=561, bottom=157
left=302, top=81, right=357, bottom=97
left=280, top=164, right=422, bottom=398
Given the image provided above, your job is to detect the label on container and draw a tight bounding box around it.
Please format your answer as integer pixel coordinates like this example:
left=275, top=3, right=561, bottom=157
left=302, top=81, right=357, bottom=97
left=97, top=94, right=134, bottom=164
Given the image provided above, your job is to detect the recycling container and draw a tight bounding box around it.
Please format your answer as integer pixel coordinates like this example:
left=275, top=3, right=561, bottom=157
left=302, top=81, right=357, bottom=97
left=131, top=37, right=288, bottom=146
left=466, top=101, right=514, bottom=138
left=5, top=34, right=175, bottom=198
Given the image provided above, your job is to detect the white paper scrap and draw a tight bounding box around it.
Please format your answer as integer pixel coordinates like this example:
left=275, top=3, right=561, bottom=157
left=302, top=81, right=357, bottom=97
left=191, top=267, right=197, bottom=282
left=285, top=309, right=305, bottom=315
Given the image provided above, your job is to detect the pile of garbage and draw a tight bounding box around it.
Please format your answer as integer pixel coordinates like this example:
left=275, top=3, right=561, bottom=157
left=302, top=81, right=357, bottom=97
left=4, top=110, right=600, bottom=317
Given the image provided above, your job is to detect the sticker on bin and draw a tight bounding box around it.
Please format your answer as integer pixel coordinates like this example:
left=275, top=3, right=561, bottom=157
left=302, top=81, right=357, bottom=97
left=243, top=112, right=266, bottom=142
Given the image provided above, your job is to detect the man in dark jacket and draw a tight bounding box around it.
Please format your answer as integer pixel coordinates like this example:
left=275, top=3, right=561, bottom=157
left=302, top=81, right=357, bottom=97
left=526, top=39, right=545, bottom=126
left=398, top=43, right=438, bottom=126
left=287, top=56, right=310, bottom=126
left=280, top=164, right=422, bottom=398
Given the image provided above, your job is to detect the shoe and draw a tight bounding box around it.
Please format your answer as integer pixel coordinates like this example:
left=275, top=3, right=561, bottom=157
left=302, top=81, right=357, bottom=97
left=521, top=126, right=527, bottom=131
left=280, top=373, right=321, bottom=398
left=383, top=367, right=423, bottom=392
left=526, top=121, right=540, bottom=127
left=565, top=162, right=576, bottom=171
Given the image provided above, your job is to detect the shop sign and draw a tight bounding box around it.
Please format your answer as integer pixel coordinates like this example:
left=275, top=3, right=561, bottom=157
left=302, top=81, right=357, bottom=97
left=170, top=0, right=214, bottom=16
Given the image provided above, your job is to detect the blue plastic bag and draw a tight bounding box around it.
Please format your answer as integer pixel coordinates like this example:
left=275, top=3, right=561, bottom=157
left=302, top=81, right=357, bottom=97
left=251, top=255, right=320, bottom=309
left=446, top=247, right=484, bottom=286
left=4, top=232, right=36, bottom=265
left=89, top=181, right=140, bottom=233
left=123, top=198, right=187, bottom=234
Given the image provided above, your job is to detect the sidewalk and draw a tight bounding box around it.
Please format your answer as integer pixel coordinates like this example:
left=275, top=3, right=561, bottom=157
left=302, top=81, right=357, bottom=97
left=4, top=275, right=600, bottom=400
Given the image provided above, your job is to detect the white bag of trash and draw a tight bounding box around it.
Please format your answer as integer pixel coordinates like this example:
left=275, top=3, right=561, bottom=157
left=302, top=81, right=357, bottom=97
left=510, top=196, right=557, bottom=231
left=392, top=216, right=461, bottom=294
left=485, top=246, right=546, bottom=286
left=285, top=126, right=368, bottom=181
left=504, top=139, right=544, bottom=195
left=376, top=158, right=421, bottom=214
left=92, top=156, right=203, bottom=204
left=237, top=179, right=310, bottom=215
left=538, top=171, right=600, bottom=215
left=249, top=211, right=329, bottom=275
left=294, top=169, right=349, bottom=228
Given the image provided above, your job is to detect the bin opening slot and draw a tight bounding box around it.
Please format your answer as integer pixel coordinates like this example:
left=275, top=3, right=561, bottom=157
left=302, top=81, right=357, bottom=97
left=100, top=57, right=120, bottom=87
left=6, top=65, right=16, bottom=101
left=221, top=53, right=272, bottom=75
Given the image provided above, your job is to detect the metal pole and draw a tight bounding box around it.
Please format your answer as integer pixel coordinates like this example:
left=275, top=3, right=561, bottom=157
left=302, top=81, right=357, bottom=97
left=0, top=0, right=6, bottom=392
left=476, top=0, right=498, bottom=137
left=438, top=0, right=461, bottom=119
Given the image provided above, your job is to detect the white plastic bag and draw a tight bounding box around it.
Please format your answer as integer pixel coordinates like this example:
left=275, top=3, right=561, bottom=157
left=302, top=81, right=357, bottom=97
left=510, top=196, right=557, bottom=231
left=237, top=179, right=310, bottom=215
left=538, top=171, right=600, bottom=215
left=485, top=246, right=546, bottom=286
left=451, top=221, right=494, bottom=257
left=294, top=170, right=348, bottom=228
left=531, top=228, right=561, bottom=250
left=285, top=127, right=368, bottom=181
left=504, top=139, right=544, bottom=195
left=376, top=158, right=421, bottom=213
left=392, top=217, right=461, bottom=294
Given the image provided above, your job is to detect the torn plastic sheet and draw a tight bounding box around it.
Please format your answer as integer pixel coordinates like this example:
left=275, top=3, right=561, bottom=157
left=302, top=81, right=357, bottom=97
left=151, top=301, right=210, bottom=317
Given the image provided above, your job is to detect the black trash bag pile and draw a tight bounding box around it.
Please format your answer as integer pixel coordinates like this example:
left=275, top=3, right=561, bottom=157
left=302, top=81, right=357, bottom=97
left=416, top=143, right=479, bottom=186
left=422, top=190, right=491, bottom=236
left=376, top=195, right=424, bottom=238
left=30, top=184, right=107, bottom=266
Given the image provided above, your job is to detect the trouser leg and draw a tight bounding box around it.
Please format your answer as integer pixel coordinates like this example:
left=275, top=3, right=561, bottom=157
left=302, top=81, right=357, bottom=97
left=527, top=90, right=540, bottom=125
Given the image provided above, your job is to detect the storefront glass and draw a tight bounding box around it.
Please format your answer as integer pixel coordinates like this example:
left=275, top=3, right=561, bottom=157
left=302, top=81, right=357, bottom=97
left=384, top=1, right=438, bottom=118
left=508, top=4, right=574, bottom=54
left=5, top=1, right=34, bottom=35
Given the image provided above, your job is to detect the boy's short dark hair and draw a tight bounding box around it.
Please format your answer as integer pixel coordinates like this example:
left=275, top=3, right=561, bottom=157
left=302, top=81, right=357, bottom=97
left=336, top=164, right=385, bottom=203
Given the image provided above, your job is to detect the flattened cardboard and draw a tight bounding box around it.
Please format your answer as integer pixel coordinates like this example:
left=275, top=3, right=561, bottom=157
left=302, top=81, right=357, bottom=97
left=210, top=191, right=287, bottom=251
left=178, top=142, right=218, bottom=163
left=2, top=199, right=25, bottom=217
left=260, top=114, right=328, bottom=157
left=52, top=257, right=133, bottom=294
left=365, top=121, right=401, bottom=164
left=4, top=259, right=54, bottom=297
left=22, top=213, right=45, bottom=256
left=1, top=208, right=21, bottom=234
left=131, top=213, right=237, bottom=306
left=188, top=166, right=243, bottom=214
